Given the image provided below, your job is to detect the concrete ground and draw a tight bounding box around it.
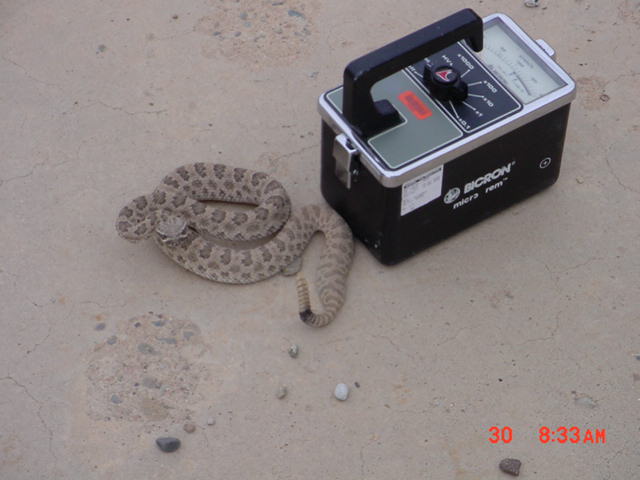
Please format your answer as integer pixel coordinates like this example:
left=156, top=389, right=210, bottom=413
left=1, top=0, right=638, bottom=478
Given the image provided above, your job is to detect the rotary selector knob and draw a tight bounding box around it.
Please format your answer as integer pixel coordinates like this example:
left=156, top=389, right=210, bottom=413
left=423, top=65, right=468, bottom=102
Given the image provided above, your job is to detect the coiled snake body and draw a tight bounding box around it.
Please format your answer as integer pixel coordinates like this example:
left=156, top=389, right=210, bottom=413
left=116, top=163, right=353, bottom=327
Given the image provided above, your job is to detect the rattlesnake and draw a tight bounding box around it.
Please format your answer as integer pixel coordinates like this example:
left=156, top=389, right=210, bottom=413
left=115, top=163, right=354, bottom=327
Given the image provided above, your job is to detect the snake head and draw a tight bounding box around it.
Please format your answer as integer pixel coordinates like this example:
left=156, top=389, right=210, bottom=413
left=155, top=212, right=189, bottom=243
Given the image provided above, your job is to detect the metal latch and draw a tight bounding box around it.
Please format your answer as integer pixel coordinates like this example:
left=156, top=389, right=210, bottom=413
left=536, top=39, right=556, bottom=60
left=332, top=133, right=359, bottom=189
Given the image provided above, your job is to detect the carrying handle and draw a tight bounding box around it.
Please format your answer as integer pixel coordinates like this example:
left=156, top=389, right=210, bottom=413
left=342, top=8, right=483, bottom=138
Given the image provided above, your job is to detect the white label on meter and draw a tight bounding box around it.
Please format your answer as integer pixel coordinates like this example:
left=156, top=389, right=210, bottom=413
left=401, top=165, right=443, bottom=216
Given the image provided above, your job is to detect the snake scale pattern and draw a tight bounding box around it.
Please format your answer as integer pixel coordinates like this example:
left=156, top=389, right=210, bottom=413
left=116, top=163, right=354, bottom=327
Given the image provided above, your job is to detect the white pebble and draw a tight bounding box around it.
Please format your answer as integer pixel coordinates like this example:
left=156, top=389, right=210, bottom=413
left=206, top=417, right=216, bottom=426
left=276, top=385, right=288, bottom=399
left=524, top=0, right=540, bottom=6
left=334, top=383, right=349, bottom=401
left=288, top=344, right=299, bottom=358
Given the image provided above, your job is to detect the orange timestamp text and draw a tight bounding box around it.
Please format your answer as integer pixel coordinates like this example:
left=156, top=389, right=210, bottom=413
left=488, top=426, right=606, bottom=444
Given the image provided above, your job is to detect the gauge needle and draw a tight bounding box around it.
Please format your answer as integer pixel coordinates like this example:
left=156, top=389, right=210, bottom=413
left=513, top=72, right=531, bottom=96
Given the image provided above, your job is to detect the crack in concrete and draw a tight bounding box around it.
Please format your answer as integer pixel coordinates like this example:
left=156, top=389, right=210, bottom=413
left=369, top=332, right=421, bottom=364
left=154, top=29, right=194, bottom=41
left=515, top=314, right=561, bottom=346
left=0, top=376, right=58, bottom=464
left=0, top=159, right=46, bottom=188
left=561, top=256, right=603, bottom=272
left=62, top=100, right=168, bottom=117
left=1, top=55, right=61, bottom=88
left=26, top=303, right=75, bottom=357
left=605, top=154, right=640, bottom=195
left=26, top=318, right=53, bottom=356
left=95, top=100, right=168, bottom=116
left=78, top=298, right=127, bottom=310
left=438, top=326, right=472, bottom=347
left=271, top=144, right=318, bottom=162
left=536, top=256, right=603, bottom=278
left=370, top=333, right=400, bottom=352
left=0, top=147, right=80, bottom=188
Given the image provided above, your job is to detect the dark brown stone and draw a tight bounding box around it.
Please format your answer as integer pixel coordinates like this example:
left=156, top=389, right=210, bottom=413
left=499, top=458, right=521, bottom=476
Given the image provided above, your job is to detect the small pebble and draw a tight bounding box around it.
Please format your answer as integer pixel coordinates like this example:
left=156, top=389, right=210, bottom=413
left=354, top=381, right=360, bottom=388
left=276, top=386, right=288, bottom=399
left=574, top=394, right=597, bottom=408
left=142, top=376, right=162, bottom=389
left=499, top=458, right=522, bottom=476
left=288, top=344, right=299, bottom=358
left=137, top=343, right=155, bottom=354
left=183, top=422, right=196, bottom=434
left=110, top=394, right=122, bottom=404
left=206, top=417, right=216, bottom=426
left=575, top=176, right=584, bottom=184
left=287, top=9, right=305, bottom=18
left=95, top=322, right=106, bottom=331
left=334, top=383, right=349, bottom=401
left=107, top=335, right=117, bottom=345
left=156, top=437, right=181, bottom=453
left=599, top=93, right=610, bottom=102
left=524, top=0, right=539, bottom=7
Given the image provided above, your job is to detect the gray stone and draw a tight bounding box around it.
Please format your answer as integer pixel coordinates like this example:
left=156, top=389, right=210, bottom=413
left=288, top=344, right=299, bottom=358
left=499, top=458, right=521, bottom=476
left=110, top=394, right=122, bottom=404
left=156, top=437, right=181, bottom=453
left=95, top=322, right=106, bottom=331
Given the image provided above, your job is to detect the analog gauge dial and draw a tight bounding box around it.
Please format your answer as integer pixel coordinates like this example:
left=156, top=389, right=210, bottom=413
left=477, top=22, right=563, bottom=104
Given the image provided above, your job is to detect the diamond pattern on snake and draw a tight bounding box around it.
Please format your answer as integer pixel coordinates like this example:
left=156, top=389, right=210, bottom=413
left=116, top=163, right=354, bottom=327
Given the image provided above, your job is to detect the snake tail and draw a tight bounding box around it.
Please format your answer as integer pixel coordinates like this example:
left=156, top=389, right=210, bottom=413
left=296, top=274, right=334, bottom=328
